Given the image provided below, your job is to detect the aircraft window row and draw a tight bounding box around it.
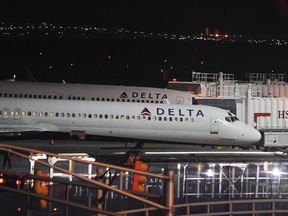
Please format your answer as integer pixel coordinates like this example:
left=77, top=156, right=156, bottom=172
left=0, top=110, right=194, bottom=122
left=0, top=93, right=164, bottom=103
left=91, top=97, right=163, bottom=103
left=0, top=93, right=63, bottom=99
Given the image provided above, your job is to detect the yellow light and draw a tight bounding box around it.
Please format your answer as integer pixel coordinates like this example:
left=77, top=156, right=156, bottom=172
left=13, top=74, right=16, bottom=79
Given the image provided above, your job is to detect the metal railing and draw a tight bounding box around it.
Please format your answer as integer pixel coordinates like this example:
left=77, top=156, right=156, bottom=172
left=0, top=143, right=174, bottom=216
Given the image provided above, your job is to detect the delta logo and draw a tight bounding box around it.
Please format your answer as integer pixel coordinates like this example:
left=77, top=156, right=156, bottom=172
left=120, top=91, right=168, bottom=99
left=140, top=107, right=205, bottom=117
left=120, top=92, right=128, bottom=98
left=141, top=107, right=151, bottom=116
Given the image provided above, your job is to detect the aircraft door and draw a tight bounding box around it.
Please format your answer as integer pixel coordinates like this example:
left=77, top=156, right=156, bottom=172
left=14, top=108, right=21, bottom=120
left=176, top=96, right=184, bottom=104
left=210, top=118, right=219, bottom=134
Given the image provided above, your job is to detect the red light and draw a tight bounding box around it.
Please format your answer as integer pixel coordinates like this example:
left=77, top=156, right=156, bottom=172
left=0, top=178, right=5, bottom=184
left=16, top=180, right=21, bottom=185
left=17, top=207, right=22, bottom=212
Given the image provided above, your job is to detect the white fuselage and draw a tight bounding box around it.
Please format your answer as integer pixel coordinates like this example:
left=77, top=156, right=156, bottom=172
left=0, top=81, right=196, bottom=104
left=0, top=98, right=261, bottom=146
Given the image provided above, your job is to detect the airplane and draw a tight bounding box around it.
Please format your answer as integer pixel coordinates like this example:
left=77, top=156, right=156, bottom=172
left=0, top=98, right=261, bottom=146
left=0, top=81, right=196, bottom=105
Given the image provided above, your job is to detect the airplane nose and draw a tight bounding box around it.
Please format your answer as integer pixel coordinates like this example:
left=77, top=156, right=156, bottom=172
left=252, top=128, right=262, bottom=143
left=245, top=127, right=261, bottom=144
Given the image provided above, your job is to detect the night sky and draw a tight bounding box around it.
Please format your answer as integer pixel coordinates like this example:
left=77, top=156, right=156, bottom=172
left=1, top=0, right=288, bottom=35
left=1, top=1, right=288, bottom=86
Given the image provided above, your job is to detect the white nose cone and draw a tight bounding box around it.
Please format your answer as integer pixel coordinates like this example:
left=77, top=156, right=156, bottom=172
left=242, top=126, right=262, bottom=144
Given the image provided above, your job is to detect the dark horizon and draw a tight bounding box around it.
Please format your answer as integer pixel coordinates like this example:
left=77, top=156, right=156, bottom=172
left=1, top=1, right=288, bottom=35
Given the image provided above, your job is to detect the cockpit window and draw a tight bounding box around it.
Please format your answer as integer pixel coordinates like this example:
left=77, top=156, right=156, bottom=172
left=225, top=117, right=231, bottom=122
left=225, top=112, right=239, bottom=122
